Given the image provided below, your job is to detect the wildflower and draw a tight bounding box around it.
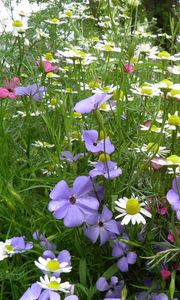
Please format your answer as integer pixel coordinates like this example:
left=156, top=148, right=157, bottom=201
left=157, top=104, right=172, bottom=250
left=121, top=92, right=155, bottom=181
left=3, top=76, right=20, bottom=91
left=123, top=64, right=134, bottom=74
left=89, top=160, right=122, bottom=180
left=12, top=20, right=23, bottom=27
left=36, top=60, right=59, bottom=73
left=96, top=276, right=124, bottom=298
left=74, top=93, right=112, bottom=114
left=115, top=196, right=152, bottom=225
left=134, top=143, right=169, bottom=158
left=0, top=236, right=33, bottom=261
left=166, top=176, right=180, bottom=220
left=82, top=130, right=114, bottom=154
left=168, top=229, right=180, bottom=244
left=60, top=151, right=84, bottom=163
left=48, top=176, right=99, bottom=227
left=0, top=87, right=16, bottom=99
left=15, top=84, right=46, bottom=101
left=35, top=250, right=71, bottom=274
left=84, top=205, right=119, bottom=245
left=112, top=240, right=137, bottom=272
left=167, top=65, right=180, bottom=75
left=31, top=141, right=54, bottom=149
left=127, top=0, right=141, bottom=6
left=160, top=269, right=171, bottom=280
left=37, top=274, right=71, bottom=292
left=33, top=231, right=56, bottom=251
left=19, top=283, right=42, bottom=300
left=131, top=84, right=161, bottom=97
left=94, top=41, right=121, bottom=52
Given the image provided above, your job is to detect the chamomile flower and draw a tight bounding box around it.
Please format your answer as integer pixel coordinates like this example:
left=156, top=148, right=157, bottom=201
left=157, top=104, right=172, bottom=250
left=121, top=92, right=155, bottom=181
left=167, top=65, right=180, bottom=75
left=164, top=111, right=180, bottom=130
left=35, top=257, right=72, bottom=274
left=115, top=196, right=151, bottom=225
left=38, top=275, right=71, bottom=292
left=134, top=142, right=170, bottom=158
left=131, top=84, right=161, bottom=97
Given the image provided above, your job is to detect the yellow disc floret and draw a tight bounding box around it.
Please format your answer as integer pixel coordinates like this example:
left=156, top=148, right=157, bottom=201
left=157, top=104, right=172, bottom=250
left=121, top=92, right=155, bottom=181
left=47, top=281, right=60, bottom=289
left=147, top=142, right=159, bottom=153
left=158, top=51, right=171, bottom=59
left=46, top=260, right=60, bottom=271
left=141, top=86, right=153, bottom=96
left=166, top=155, right=180, bottom=164
left=12, top=20, right=23, bottom=27
left=5, top=245, right=14, bottom=252
left=168, top=115, right=180, bottom=126
left=126, top=198, right=141, bottom=215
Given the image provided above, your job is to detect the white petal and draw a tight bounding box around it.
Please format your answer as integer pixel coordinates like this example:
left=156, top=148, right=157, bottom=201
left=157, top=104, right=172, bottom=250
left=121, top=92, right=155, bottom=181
left=136, top=213, right=146, bottom=224
left=115, top=212, right=126, bottom=219
left=121, top=214, right=131, bottom=225
left=131, top=214, right=138, bottom=225
left=115, top=207, right=125, bottom=213
left=140, top=208, right=152, bottom=218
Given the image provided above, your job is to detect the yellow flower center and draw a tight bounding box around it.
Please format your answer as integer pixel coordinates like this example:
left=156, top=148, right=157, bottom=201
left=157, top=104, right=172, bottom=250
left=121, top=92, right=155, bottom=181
left=47, top=281, right=60, bottom=289
left=141, top=86, right=153, bottom=95
left=51, top=98, right=57, bottom=106
left=99, top=153, right=110, bottom=162
left=159, top=79, right=173, bottom=88
left=88, top=81, right=100, bottom=88
left=103, top=45, right=113, bottom=51
left=170, top=89, right=180, bottom=97
left=51, top=18, right=59, bottom=23
left=158, top=51, right=171, bottom=58
left=5, top=245, right=14, bottom=252
left=113, top=90, right=124, bottom=101
left=65, top=10, right=73, bottom=17
left=45, top=52, right=53, bottom=61
left=151, top=125, right=159, bottom=132
left=12, top=20, right=23, bottom=27
left=46, top=260, right=60, bottom=271
left=166, top=155, right=180, bottom=164
left=147, top=142, right=159, bottom=153
left=126, top=198, right=141, bottom=215
left=100, top=102, right=106, bottom=110
left=168, top=115, right=180, bottom=126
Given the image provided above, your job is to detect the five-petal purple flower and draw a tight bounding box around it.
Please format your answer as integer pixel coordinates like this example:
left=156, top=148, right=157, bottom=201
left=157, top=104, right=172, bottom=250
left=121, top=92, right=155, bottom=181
left=83, top=130, right=115, bottom=154
left=74, top=93, right=112, bottom=114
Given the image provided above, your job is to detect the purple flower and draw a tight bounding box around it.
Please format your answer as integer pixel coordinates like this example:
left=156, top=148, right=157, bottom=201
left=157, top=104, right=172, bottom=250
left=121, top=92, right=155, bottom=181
left=82, top=130, right=115, bottom=154
left=15, top=84, right=46, bottom=101
left=74, top=93, right=112, bottom=114
left=84, top=205, right=119, bottom=245
left=166, top=176, right=180, bottom=220
left=137, top=292, right=169, bottom=300
left=19, top=283, right=42, bottom=300
left=112, top=240, right=137, bottom=272
left=39, top=290, right=60, bottom=300
left=89, top=161, right=122, bottom=180
left=33, top=231, right=56, bottom=251
left=96, top=276, right=124, bottom=298
left=60, top=151, right=84, bottom=163
left=48, top=176, right=99, bottom=227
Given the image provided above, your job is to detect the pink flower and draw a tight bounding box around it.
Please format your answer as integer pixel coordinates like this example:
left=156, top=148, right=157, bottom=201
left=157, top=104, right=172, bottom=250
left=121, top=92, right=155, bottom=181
left=0, top=88, right=16, bottom=99
left=3, top=76, right=20, bottom=91
left=123, top=64, right=134, bottom=74
left=36, top=60, right=59, bottom=73
left=157, top=199, right=168, bottom=215
left=160, top=269, right=171, bottom=280
left=168, top=229, right=180, bottom=244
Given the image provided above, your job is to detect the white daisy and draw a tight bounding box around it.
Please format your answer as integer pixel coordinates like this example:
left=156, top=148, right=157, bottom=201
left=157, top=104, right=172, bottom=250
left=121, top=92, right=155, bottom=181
left=115, top=196, right=151, bottom=225
left=38, top=275, right=71, bottom=292
left=35, top=257, right=72, bottom=274
left=134, top=142, right=170, bottom=158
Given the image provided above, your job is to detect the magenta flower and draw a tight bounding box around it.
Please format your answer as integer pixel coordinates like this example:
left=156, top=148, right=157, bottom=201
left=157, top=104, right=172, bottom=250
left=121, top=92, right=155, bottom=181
left=89, top=161, right=122, bottom=180
left=36, top=60, right=59, bottom=73
left=15, top=84, right=46, bottom=101
left=0, top=87, right=16, bottom=99
left=123, top=64, right=134, bottom=74
left=74, top=93, right=112, bottom=114
left=82, top=130, right=115, bottom=154
left=48, top=176, right=99, bottom=227
left=3, top=76, right=20, bottom=91
left=166, top=176, right=180, bottom=220
left=84, top=205, right=119, bottom=245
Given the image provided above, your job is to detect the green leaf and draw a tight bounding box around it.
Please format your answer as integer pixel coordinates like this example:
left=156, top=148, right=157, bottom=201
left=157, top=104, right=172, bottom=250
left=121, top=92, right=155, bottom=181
left=79, top=258, right=87, bottom=286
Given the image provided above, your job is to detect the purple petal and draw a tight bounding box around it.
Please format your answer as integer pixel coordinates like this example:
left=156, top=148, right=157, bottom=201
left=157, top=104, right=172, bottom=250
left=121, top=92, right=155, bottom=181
left=74, top=153, right=84, bottom=161
left=48, top=200, right=68, bottom=213
left=99, top=227, right=111, bottom=245
left=117, top=257, right=128, bottom=272
left=172, top=176, right=180, bottom=193
left=127, top=252, right=137, bottom=264
left=64, top=205, right=84, bottom=227
left=84, top=226, right=99, bottom=243
left=110, top=276, right=118, bottom=286
left=60, top=151, right=73, bottom=162
left=39, top=290, right=60, bottom=300
left=98, top=138, right=115, bottom=154
left=104, top=220, right=119, bottom=234
left=73, top=176, right=93, bottom=197
left=58, top=250, right=71, bottom=265
left=20, top=283, right=42, bottom=300
left=50, top=180, right=70, bottom=201
left=65, top=296, right=79, bottom=300
left=14, top=86, right=27, bottom=96
left=78, top=196, right=99, bottom=214
left=82, top=130, right=98, bottom=144
left=42, top=250, right=55, bottom=259
left=53, top=204, right=69, bottom=219
left=101, top=205, right=112, bottom=222
left=74, top=93, right=112, bottom=114
left=96, top=277, right=109, bottom=291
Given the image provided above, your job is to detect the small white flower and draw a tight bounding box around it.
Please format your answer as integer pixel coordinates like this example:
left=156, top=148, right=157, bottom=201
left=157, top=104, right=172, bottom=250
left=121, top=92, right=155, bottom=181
left=115, top=196, right=151, bottom=225
left=38, top=275, right=71, bottom=292
left=35, top=257, right=72, bottom=274
left=133, top=142, right=169, bottom=158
